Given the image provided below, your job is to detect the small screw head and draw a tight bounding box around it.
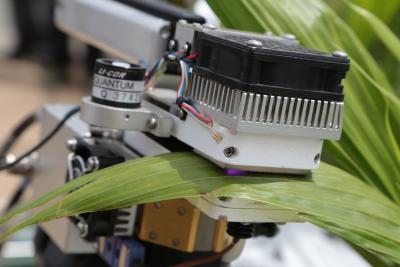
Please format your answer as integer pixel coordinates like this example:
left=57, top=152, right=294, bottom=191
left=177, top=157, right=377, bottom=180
left=246, top=39, right=263, bottom=47
left=332, top=50, right=348, bottom=58
left=183, top=43, right=191, bottom=52
left=178, top=19, right=188, bottom=25
left=223, top=147, right=236, bottom=158
left=147, top=117, right=158, bottom=130
left=177, top=207, right=186, bottom=215
left=172, top=239, right=180, bottom=247
left=314, top=153, right=321, bottom=164
left=66, top=139, right=78, bottom=152
left=160, top=25, right=170, bottom=38
left=168, top=39, right=176, bottom=50
left=282, top=33, right=297, bottom=40
left=149, top=231, right=157, bottom=240
left=154, top=202, right=162, bottom=209
left=203, top=23, right=217, bottom=30
left=77, top=221, right=88, bottom=237
left=87, top=156, right=100, bottom=172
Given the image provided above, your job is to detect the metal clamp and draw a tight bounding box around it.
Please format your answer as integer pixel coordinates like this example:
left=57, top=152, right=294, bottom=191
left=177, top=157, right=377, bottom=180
left=80, top=96, right=173, bottom=137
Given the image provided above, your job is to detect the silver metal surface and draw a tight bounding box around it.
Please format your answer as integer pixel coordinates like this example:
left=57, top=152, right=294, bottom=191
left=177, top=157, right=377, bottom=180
left=186, top=74, right=344, bottom=140
left=55, top=0, right=170, bottom=67
left=80, top=96, right=173, bottom=137
left=174, top=19, right=299, bottom=54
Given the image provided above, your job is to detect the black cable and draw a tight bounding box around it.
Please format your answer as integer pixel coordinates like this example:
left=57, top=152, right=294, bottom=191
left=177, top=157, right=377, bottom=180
left=0, top=110, right=42, bottom=160
left=0, top=106, right=81, bottom=171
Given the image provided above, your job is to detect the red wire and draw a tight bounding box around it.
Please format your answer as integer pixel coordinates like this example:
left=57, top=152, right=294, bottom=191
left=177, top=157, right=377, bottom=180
left=181, top=103, right=213, bottom=125
left=185, top=52, right=199, bottom=60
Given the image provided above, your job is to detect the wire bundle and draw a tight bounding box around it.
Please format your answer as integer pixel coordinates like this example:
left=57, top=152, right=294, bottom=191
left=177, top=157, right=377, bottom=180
left=145, top=51, right=222, bottom=143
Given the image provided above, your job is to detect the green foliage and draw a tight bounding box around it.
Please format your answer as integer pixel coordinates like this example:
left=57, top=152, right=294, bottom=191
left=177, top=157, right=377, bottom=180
left=1, top=153, right=400, bottom=263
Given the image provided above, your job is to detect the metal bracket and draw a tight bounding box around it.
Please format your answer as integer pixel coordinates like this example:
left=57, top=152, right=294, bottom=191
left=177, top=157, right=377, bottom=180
left=80, top=96, right=173, bottom=137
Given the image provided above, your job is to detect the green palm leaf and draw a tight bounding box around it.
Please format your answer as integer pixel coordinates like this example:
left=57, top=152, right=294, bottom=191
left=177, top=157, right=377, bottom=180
left=1, top=153, right=400, bottom=263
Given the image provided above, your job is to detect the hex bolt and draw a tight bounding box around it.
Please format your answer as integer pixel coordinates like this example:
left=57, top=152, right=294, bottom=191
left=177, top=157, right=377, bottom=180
left=177, top=207, right=186, bottom=216
left=172, top=239, right=180, bottom=247
left=332, top=50, right=348, bottom=58
left=147, top=117, right=158, bottom=130
left=246, top=39, right=262, bottom=47
left=223, top=147, right=236, bottom=158
left=66, top=138, right=78, bottom=152
left=149, top=231, right=157, bottom=240
left=87, top=156, right=100, bottom=172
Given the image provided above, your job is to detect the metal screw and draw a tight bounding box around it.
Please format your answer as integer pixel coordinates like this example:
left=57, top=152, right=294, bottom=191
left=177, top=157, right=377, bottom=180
left=223, top=147, right=236, bottom=158
left=178, top=19, right=188, bottom=25
left=246, top=39, right=263, bottom=47
left=66, top=138, right=78, bottom=152
left=149, top=231, right=157, bottom=240
left=160, top=25, right=170, bottom=38
left=203, top=23, right=217, bottom=30
left=147, top=117, right=158, bottom=130
left=168, top=40, right=176, bottom=50
left=332, top=50, right=348, bottom=58
left=314, top=153, right=321, bottom=164
left=172, top=239, right=180, bottom=247
left=154, top=202, right=162, bottom=209
left=177, top=207, right=186, bottom=215
left=183, top=43, right=190, bottom=52
left=77, top=221, right=88, bottom=237
left=87, top=156, right=100, bottom=172
left=282, top=33, right=297, bottom=40
left=178, top=109, right=186, bottom=120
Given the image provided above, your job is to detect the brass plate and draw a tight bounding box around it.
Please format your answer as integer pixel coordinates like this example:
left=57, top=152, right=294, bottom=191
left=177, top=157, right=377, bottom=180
left=139, top=199, right=200, bottom=252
